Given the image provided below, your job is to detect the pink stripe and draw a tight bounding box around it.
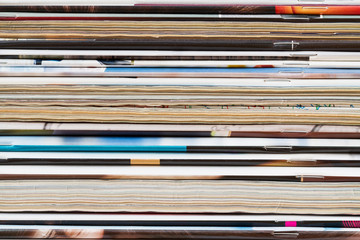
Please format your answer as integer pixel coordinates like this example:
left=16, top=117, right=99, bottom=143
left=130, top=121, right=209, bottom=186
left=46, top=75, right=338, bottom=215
left=285, top=221, right=297, bottom=227
left=350, top=221, right=360, bottom=228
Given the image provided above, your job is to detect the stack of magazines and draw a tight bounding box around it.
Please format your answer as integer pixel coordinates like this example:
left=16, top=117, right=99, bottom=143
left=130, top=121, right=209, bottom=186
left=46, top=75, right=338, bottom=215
left=0, top=0, right=360, bottom=239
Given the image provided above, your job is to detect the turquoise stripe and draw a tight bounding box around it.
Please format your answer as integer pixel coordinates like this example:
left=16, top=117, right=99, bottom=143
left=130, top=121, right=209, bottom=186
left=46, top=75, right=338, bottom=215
left=0, top=145, right=187, bottom=152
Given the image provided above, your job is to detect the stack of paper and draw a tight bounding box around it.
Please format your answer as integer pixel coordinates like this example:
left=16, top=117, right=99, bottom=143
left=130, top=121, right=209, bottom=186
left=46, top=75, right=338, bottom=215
left=0, top=1, right=360, bottom=239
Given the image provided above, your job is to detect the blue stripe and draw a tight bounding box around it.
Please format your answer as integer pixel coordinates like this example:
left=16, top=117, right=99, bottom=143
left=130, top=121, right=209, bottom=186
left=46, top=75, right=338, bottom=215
left=0, top=145, right=187, bottom=152
left=104, top=67, right=360, bottom=73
